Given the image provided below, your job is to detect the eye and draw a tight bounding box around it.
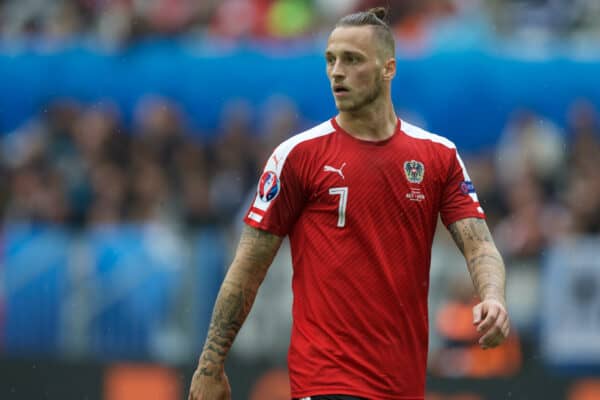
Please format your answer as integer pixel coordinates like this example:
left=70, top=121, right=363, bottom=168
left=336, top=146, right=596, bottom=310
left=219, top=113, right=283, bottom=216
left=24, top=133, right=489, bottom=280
left=326, top=56, right=335, bottom=65
left=344, top=54, right=360, bottom=64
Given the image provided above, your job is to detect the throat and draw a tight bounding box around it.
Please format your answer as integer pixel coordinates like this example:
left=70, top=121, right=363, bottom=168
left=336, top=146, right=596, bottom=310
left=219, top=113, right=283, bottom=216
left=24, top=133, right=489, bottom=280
left=336, top=111, right=398, bottom=142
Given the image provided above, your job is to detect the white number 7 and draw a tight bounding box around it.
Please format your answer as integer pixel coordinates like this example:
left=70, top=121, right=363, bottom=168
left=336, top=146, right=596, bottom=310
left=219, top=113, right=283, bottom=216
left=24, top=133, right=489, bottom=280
left=329, top=187, right=348, bottom=228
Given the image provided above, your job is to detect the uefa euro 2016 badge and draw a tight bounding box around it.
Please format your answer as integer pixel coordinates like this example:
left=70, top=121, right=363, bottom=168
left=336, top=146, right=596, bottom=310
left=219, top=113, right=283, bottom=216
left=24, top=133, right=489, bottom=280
left=460, top=180, right=476, bottom=195
left=258, top=170, right=280, bottom=202
left=403, top=160, right=425, bottom=184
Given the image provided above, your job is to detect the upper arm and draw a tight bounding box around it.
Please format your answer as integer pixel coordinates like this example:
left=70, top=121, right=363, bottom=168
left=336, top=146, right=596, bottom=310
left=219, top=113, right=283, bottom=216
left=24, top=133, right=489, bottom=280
left=230, top=225, right=283, bottom=279
left=447, top=217, right=497, bottom=258
left=439, top=148, right=485, bottom=226
left=245, top=146, right=306, bottom=237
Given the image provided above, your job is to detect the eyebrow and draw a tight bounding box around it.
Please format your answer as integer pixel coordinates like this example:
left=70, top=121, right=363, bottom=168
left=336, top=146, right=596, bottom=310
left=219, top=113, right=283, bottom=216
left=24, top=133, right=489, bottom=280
left=324, top=50, right=364, bottom=57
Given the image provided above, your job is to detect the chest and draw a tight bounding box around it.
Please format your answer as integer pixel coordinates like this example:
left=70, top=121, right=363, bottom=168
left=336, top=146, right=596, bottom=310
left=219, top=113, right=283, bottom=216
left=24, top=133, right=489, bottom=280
left=305, top=145, right=444, bottom=228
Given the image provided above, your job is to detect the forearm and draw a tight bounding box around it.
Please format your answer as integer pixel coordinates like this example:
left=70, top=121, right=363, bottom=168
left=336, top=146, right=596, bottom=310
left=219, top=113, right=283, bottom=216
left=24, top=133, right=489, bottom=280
left=198, top=264, right=263, bottom=375
left=449, top=218, right=506, bottom=304
left=197, top=226, right=282, bottom=376
left=466, top=247, right=506, bottom=304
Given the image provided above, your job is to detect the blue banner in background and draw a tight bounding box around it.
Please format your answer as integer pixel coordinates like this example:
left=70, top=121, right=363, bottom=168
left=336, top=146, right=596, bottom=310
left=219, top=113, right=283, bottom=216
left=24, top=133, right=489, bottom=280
left=0, top=40, right=598, bottom=150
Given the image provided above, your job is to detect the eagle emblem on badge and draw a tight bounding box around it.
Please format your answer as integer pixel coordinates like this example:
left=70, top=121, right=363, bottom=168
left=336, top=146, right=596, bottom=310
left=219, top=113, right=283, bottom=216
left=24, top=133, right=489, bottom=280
left=403, top=160, right=425, bottom=184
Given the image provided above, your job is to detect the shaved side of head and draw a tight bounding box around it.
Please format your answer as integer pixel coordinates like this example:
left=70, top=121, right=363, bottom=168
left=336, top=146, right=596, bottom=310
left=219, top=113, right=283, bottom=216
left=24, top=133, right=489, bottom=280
left=335, top=7, right=396, bottom=61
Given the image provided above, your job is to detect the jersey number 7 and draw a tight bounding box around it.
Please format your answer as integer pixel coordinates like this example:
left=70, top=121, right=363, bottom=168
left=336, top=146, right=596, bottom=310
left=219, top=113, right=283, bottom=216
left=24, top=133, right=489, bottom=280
left=328, top=187, right=348, bottom=228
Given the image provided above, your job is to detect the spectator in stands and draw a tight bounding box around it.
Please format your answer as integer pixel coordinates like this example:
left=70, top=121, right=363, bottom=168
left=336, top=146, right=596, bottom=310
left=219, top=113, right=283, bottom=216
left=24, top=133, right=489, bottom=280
left=4, top=164, right=70, bottom=223
left=568, top=100, right=600, bottom=177
left=563, top=168, right=600, bottom=235
left=494, top=174, right=549, bottom=260
left=209, top=99, right=257, bottom=222
left=133, top=95, right=187, bottom=180
left=496, top=110, right=566, bottom=190
left=562, top=100, right=600, bottom=234
left=87, top=161, right=128, bottom=225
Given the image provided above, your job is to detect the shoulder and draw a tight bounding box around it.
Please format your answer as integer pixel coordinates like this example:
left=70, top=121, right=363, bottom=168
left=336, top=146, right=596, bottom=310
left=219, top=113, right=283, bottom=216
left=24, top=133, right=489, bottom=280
left=401, top=120, right=472, bottom=181
left=265, top=119, right=336, bottom=174
left=400, top=119, right=457, bottom=154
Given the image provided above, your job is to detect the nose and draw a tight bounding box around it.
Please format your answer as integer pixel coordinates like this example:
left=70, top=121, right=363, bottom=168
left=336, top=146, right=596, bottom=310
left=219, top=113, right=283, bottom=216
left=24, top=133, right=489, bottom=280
left=330, top=60, right=345, bottom=80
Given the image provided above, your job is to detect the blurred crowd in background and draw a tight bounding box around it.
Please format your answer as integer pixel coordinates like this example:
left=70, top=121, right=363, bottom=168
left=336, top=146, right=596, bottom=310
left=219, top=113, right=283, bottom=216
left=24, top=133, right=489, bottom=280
left=3, top=95, right=599, bottom=244
left=1, top=1, right=600, bottom=398
left=2, top=0, right=600, bottom=47
left=0, top=95, right=299, bottom=229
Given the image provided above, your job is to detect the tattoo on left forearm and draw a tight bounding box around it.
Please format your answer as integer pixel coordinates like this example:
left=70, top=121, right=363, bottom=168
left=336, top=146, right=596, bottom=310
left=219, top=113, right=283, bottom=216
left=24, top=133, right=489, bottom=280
left=449, top=218, right=506, bottom=302
left=468, top=257, right=505, bottom=302
left=450, top=219, right=492, bottom=255
left=467, top=253, right=502, bottom=266
left=448, top=223, right=465, bottom=254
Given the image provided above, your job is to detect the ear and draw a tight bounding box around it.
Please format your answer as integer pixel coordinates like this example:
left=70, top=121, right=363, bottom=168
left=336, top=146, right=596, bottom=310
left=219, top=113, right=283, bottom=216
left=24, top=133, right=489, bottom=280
left=382, top=57, right=396, bottom=81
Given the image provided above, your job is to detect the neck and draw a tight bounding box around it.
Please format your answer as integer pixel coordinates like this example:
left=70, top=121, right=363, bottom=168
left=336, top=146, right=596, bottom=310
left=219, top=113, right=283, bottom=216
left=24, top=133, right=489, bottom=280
left=336, top=96, right=397, bottom=142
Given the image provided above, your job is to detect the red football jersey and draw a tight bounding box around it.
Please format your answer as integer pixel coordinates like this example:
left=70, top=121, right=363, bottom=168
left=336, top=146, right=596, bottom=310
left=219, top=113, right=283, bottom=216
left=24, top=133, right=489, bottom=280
left=244, top=118, right=484, bottom=399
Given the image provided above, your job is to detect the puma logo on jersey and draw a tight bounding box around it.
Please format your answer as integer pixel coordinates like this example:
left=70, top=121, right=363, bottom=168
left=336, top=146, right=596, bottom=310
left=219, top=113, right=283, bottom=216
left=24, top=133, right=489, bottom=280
left=323, top=162, right=346, bottom=179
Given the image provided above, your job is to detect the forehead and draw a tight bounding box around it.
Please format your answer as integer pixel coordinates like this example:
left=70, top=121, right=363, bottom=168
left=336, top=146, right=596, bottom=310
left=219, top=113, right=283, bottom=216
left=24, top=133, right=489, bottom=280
left=326, top=26, right=377, bottom=55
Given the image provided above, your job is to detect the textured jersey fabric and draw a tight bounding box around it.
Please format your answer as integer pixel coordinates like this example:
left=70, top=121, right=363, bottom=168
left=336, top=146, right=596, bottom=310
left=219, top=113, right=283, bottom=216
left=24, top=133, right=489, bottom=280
left=244, top=118, right=484, bottom=399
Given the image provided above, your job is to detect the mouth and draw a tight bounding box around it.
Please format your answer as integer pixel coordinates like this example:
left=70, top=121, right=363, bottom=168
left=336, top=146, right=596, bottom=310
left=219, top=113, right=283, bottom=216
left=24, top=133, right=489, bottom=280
left=333, top=86, right=350, bottom=96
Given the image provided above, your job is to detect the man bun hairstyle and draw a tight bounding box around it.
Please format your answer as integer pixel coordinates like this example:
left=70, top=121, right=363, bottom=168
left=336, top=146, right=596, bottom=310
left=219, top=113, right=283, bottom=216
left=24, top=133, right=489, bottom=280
left=335, top=7, right=395, bottom=58
left=369, top=7, right=388, bottom=22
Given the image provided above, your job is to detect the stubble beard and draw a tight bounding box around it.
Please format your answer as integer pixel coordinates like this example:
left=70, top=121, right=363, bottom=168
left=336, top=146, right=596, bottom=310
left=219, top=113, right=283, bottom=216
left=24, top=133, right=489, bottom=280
left=337, top=75, right=384, bottom=113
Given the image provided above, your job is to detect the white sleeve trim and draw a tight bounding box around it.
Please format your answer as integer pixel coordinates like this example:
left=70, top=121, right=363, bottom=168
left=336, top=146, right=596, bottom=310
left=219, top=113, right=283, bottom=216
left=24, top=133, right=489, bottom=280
left=251, top=120, right=335, bottom=213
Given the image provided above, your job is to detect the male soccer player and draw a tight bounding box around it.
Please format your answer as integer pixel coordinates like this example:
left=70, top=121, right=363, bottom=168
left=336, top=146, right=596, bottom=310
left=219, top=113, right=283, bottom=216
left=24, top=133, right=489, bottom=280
left=189, top=7, right=509, bottom=400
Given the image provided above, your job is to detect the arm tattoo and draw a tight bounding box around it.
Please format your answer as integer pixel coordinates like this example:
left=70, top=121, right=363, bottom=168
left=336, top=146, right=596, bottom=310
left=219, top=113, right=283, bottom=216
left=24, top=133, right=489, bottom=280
left=448, top=223, right=465, bottom=254
left=448, top=218, right=506, bottom=304
left=449, top=218, right=492, bottom=255
left=198, top=226, right=282, bottom=376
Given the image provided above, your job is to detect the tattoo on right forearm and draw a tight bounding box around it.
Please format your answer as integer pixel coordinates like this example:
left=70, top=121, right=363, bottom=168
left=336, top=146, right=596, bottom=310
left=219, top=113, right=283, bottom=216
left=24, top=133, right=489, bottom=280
left=237, top=225, right=282, bottom=266
left=198, top=226, right=282, bottom=376
left=199, top=287, right=248, bottom=376
left=198, top=365, right=217, bottom=378
left=207, top=343, right=226, bottom=357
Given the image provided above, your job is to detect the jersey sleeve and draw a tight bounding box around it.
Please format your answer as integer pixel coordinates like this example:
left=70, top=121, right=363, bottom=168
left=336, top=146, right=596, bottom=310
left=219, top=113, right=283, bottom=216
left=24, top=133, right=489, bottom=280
left=439, top=148, right=485, bottom=227
left=244, top=146, right=306, bottom=236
